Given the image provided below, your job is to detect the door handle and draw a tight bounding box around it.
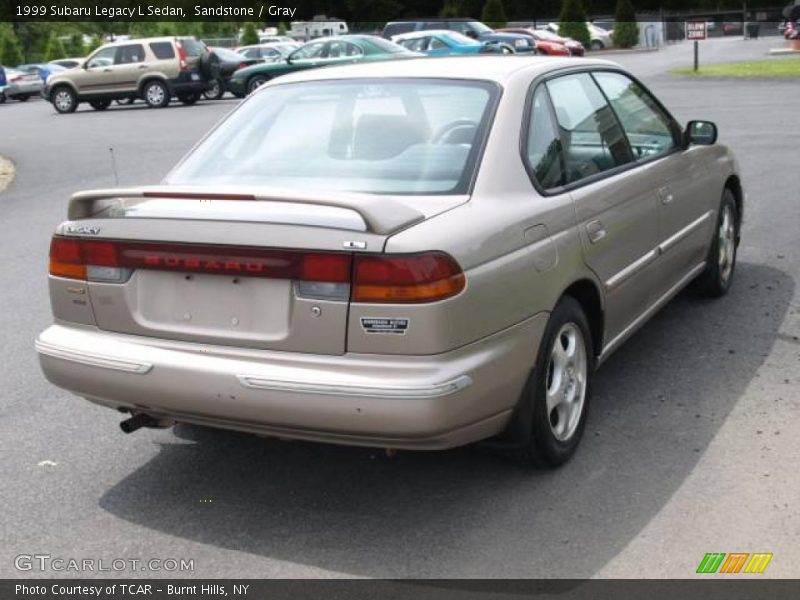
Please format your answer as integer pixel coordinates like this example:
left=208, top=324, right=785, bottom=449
left=586, top=220, right=606, bottom=244
left=137, top=64, right=149, bottom=69
left=103, top=68, right=112, bottom=72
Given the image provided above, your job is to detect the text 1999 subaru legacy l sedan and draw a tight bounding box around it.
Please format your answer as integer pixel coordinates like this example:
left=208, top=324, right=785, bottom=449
left=37, top=57, right=742, bottom=466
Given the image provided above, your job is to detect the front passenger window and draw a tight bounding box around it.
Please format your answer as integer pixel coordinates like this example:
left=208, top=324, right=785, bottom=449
left=593, top=72, right=677, bottom=159
left=546, top=73, right=633, bottom=184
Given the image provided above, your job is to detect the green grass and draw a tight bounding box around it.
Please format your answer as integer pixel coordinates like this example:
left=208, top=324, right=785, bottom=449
left=671, top=57, right=800, bottom=78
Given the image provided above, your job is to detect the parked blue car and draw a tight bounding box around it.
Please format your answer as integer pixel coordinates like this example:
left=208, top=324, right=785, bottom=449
left=0, top=65, right=7, bottom=103
left=392, top=30, right=508, bottom=55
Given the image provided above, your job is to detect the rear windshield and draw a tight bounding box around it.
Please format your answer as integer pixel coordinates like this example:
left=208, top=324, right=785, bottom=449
left=211, top=47, right=245, bottom=61
left=168, top=79, right=498, bottom=195
left=149, top=41, right=175, bottom=59
left=178, top=37, right=206, bottom=56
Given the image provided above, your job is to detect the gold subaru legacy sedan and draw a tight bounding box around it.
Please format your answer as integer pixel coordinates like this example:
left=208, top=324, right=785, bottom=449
left=36, top=57, right=742, bottom=466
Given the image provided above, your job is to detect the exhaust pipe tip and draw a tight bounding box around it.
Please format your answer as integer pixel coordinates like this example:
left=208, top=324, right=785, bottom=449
left=120, top=413, right=174, bottom=434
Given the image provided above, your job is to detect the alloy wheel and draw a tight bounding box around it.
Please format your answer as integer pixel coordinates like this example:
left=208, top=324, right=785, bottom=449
left=545, top=323, right=588, bottom=442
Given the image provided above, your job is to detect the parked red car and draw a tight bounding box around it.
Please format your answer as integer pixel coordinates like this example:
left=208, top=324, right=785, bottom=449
left=498, top=28, right=584, bottom=56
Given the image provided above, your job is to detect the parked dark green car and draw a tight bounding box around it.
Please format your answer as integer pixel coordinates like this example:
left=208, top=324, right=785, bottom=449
left=229, top=35, right=419, bottom=96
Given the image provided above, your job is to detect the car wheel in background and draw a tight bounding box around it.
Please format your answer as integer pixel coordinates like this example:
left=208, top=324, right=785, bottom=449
left=142, top=80, right=170, bottom=108
left=51, top=86, right=77, bottom=114
left=499, top=44, right=515, bottom=54
left=178, top=92, right=200, bottom=106
left=519, top=296, right=593, bottom=467
left=89, top=100, right=111, bottom=111
left=0, top=92, right=5, bottom=104
left=591, top=40, right=604, bottom=50
left=17, top=95, right=30, bottom=102
left=203, top=78, right=224, bottom=100
left=694, top=188, right=739, bottom=297
left=247, top=75, right=269, bottom=94
left=115, top=98, right=134, bottom=105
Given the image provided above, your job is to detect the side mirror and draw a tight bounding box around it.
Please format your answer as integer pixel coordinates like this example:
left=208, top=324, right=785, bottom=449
left=685, top=120, right=718, bottom=146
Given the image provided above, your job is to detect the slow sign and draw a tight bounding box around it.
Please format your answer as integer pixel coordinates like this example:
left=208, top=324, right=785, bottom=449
left=687, top=21, right=707, bottom=40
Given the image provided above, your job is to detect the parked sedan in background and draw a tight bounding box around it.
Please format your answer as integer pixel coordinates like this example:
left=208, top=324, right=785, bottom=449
left=205, top=47, right=260, bottom=99
left=383, top=19, right=536, bottom=54
left=545, top=22, right=612, bottom=50
left=2, top=67, right=42, bottom=101
left=500, top=28, right=584, bottom=56
left=236, top=42, right=300, bottom=63
left=17, top=63, right=66, bottom=83
left=392, top=30, right=513, bottom=55
left=38, top=57, right=742, bottom=467
left=229, top=35, right=417, bottom=96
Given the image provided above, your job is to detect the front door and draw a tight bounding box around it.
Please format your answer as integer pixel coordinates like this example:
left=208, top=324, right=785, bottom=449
left=73, top=46, right=118, bottom=96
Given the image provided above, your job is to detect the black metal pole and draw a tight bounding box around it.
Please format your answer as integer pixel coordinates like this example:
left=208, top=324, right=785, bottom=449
left=694, top=40, right=699, bottom=71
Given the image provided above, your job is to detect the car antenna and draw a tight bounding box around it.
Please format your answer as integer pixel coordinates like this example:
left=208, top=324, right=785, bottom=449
left=109, top=147, right=119, bottom=186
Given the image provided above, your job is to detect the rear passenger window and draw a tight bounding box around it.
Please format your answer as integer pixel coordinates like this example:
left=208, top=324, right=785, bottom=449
left=592, top=71, right=676, bottom=159
left=116, top=44, right=145, bottom=65
left=524, top=87, right=565, bottom=190
left=149, top=42, right=175, bottom=60
left=546, top=73, right=633, bottom=184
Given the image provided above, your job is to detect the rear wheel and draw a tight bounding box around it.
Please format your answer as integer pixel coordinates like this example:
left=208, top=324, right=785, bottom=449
left=142, top=80, right=170, bottom=108
left=17, top=95, right=30, bottom=102
left=203, top=77, right=224, bottom=100
left=695, top=188, right=739, bottom=296
left=51, top=86, right=77, bottom=113
left=247, top=75, right=268, bottom=94
left=519, top=296, right=593, bottom=467
left=89, top=99, right=111, bottom=110
left=0, top=92, right=6, bottom=104
left=591, top=40, right=604, bottom=50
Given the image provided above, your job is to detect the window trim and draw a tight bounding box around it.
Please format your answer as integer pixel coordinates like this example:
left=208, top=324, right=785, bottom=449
left=519, top=66, right=686, bottom=197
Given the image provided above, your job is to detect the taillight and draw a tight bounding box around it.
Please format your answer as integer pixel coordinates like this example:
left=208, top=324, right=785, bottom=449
left=352, top=252, right=465, bottom=304
left=49, top=237, right=352, bottom=284
left=50, top=237, right=465, bottom=304
left=176, top=41, right=188, bottom=70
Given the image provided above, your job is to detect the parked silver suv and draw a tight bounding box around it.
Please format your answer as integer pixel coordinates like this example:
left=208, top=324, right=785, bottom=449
left=44, top=36, right=219, bottom=113
left=37, top=57, right=742, bottom=466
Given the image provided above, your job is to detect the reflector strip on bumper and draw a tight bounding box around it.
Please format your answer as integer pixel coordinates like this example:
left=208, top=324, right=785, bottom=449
left=236, top=374, right=473, bottom=399
left=35, top=340, right=153, bottom=374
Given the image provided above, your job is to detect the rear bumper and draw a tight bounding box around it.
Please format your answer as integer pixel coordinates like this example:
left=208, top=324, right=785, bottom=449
left=5, top=82, right=42, bottom=97
left=37, top=315, right=547, bottom=450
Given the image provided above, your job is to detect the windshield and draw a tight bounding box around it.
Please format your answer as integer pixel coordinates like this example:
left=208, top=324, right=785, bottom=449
left=168, top=79, right=498, bottom=195
left=364, top=37, right=412, bottom=54
left=211, top=47, right=246, bottom=61
left=441, top=31, right=479, bottom=45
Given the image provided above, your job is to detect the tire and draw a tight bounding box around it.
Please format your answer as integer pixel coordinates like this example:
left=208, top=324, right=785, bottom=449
left=202, top=77, right=224, bottom=100
left=591, top=40, right=604, bottom=50
left=499, top=44, right=515, bottom=55
left=178, top=92, right=199, bottom=106
left=89, top=99, right=111, bottom=110
left=247, top=75, right=268, bottom=94
left=694, top=188, right=739, bottom=297
left=518, top=296, right=594, bottom=467
left=142, top=80, right=170, bottom=108
left=51, top=86, right=77, bottom=114
left=116, top=98, right=134, bottom=105
left=17, top=95, right=30, bottom=102
left=0, top=92, right=6, bottom=104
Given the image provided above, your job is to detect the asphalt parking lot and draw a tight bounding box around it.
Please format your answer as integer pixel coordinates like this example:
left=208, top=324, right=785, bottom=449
left=1, top=37, right=798, bottom=578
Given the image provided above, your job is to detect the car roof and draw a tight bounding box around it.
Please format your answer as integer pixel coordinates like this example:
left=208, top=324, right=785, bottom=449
left=273, top=55, right=619, bottom=86
left=96, top=36, right=184, bottom=49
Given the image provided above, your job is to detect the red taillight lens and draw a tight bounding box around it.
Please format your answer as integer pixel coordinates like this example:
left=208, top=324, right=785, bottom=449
left=49, top=237, right=352, bottom=284
left=176, top=41, right=188, bottom=70
left=49, top=237, right=86, bottom=279
left=49, top=237, right=466, bottom=303
left=352, top=252, right=465, bottom=303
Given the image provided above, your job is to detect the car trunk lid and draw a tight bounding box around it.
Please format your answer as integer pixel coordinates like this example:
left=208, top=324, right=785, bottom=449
left=60, top=186, right=466, bottom=354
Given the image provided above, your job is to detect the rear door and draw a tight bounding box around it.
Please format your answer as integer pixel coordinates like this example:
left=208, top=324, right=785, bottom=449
left=545, top=72, right=660, bottom=342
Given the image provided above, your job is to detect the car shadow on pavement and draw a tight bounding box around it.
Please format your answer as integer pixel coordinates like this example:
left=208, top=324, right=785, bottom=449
left=98, top=261, right=794, bottom=578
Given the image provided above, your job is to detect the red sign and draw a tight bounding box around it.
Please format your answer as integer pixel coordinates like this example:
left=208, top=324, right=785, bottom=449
left=687, top=21, right=707, bottom=40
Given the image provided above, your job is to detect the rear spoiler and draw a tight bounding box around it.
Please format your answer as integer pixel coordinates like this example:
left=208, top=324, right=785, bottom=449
left=68, top=185, right=426, bottom=235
